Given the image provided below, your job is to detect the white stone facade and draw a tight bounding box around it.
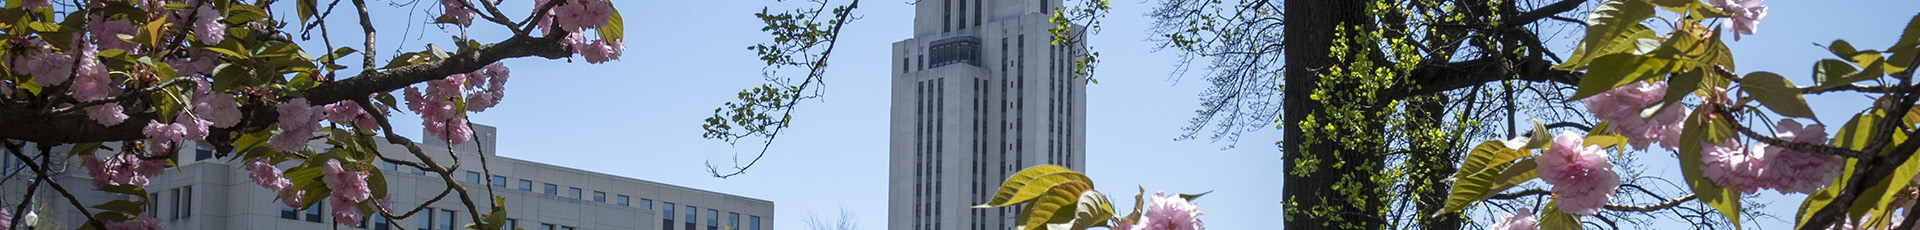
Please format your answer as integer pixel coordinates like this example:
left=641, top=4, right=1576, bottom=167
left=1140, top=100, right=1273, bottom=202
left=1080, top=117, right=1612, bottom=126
left=889, top=1, right=1087, bottom=230
left=0, top=124, right=773, bottom=230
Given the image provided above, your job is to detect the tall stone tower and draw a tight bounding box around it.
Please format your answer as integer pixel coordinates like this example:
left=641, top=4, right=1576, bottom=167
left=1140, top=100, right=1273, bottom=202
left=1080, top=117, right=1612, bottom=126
left=888, top=1, right=1086, bottom=230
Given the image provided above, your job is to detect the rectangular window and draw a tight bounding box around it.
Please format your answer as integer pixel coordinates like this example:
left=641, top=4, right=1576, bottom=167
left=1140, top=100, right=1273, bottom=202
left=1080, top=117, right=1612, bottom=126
left=356, top=214, right=369, bottom=228
left=562, top=227, right=575, bottom=230
left=491, top=175, right=507, bottom=187
left=729, top=212, right=740, bottom=230
left=194, top=145, right=213, bottom=161
left=544, top=184, right=558, bottom=195
left=663, top=203, right=676, bottom=230
left=148, top=192, right=159, bottom=218
left=383, top=161, right=398, bottom=171
left=570, top=187, right=583, bottom=199
left=374, top=215, right=391, bottom=230
left=685, top=205, right=697, bottom=230
left=707, top=209, right=718, bottom=230
left=506, top=219, right=518, bottom=230
left=180, top=186, right=192, bottom=219
left=617, top=195, right=629, bottom=206
left=410, top=166, right=425, bottom=175
left=465, top=171, right=482, bottom=183
left=593, top=191, right=606, bottom=202
left=439, top=209, right=455, bottom=230
left=542, top=224, right=556, bottom=230
left=281, top=203, right=297, bottom=220
left=751, top=216, right=761, bottom=230
left=642, top=199, right=653, bottom=210
left=305, top=202, right=323, bottom=223
left=419, top=208, right=434, bottom=230
left=170, top=188, right=181, bottom=220
left=519, top=180, right=533, bottom=191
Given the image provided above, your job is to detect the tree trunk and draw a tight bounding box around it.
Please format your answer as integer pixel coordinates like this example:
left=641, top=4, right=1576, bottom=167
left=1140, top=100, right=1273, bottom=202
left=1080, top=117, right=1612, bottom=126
left=1282, top=0, right=1381, bottom=229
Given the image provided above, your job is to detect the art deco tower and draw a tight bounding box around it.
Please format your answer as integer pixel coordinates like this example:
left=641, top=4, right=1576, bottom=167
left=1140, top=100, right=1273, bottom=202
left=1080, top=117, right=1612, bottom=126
left=889, top=1, right=1086, bottom=230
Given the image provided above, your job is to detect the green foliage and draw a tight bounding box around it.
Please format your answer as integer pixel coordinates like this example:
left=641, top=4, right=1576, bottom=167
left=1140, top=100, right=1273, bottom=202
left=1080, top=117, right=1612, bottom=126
left=1438, top=141, right=1529, bottom=215
left=1741, top=72, right=1818, bottom=119
left=1539, top=200, right=1582, bottom=230
left=977, top=165, right=1203, bottom=230
left=1675, top=103, right=1742, bottom=230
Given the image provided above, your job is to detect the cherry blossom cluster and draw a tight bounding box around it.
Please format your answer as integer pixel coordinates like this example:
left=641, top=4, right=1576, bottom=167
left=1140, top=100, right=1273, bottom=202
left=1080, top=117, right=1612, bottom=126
left=1536, top=131, right=1620, bottom=216
left=244, top=160, right=303, bottom=208
left=272, top=98, right=327, bottom=153
left=324, top=160, right=373, bottom=224
left=1126, top=191, right=1205, bottom=230
left=81, top=153, right=166, bottom=189
left=405, top=62, right=511, bottom=144
left=1706, top=0, right=1768, bottom=40
left=1583, top=81, right=1687, bottom=151
left=1487, top=209, right=1537, bottom=230
left=531, top=0, right=623, bottom=63
left=1700, top=119, right=1842, bottom=195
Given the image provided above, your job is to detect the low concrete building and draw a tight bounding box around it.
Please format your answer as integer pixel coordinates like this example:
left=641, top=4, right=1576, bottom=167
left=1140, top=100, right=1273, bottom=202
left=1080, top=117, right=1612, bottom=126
left=0, top=124, right=772, bottom=230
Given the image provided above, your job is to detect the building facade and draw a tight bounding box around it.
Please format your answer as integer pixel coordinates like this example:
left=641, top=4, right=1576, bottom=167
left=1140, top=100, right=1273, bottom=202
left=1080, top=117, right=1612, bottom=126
left=888, top=1, right=1087, bottom=230
left=0, top=124, right=773, bottom=230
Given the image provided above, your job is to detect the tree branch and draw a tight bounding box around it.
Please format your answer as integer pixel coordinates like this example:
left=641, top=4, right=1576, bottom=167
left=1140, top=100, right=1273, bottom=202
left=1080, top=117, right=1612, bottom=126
left=1602, top=194, right=1697, bottom=212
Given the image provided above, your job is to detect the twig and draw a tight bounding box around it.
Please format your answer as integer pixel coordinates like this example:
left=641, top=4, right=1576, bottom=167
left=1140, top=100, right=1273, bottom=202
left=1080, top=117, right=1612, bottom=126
left=1602, top=194, right=1697, bottom=212
left=9, top=143, right=108, bottom=230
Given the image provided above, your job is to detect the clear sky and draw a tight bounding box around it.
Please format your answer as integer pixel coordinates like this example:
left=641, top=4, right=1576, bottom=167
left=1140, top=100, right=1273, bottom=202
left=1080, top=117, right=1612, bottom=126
left=344, top=0, right=1917, bottom=229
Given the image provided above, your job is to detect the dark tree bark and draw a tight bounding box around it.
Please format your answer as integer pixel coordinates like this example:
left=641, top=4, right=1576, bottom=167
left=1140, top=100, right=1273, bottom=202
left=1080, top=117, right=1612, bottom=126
left=1282, top=0, right=1381, bottom=229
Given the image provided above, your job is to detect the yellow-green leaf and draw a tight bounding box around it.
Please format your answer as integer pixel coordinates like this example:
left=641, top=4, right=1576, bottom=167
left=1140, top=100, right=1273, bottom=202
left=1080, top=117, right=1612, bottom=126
left=1743, top=72, right=1817, bottom=119
left=1677, top=110, right=1742, bottom=229
left=1071, top=190, right=1114, bottom=230
left=1438, top=141, right=1529, bottom=215
left=1018, top=181, right=1091, bottom=230
left=976, top=165, right=1082, bottom=208
left=1540, top=200, right=1583, bottom=230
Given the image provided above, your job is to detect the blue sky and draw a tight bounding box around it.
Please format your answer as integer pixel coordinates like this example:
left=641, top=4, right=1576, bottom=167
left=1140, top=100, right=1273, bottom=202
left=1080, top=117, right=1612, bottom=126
left=349, top=0, right=1917, bottom=229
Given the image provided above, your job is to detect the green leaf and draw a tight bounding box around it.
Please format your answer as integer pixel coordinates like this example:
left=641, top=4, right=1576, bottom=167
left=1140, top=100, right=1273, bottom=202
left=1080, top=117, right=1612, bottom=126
left=1177, top=191, right=1212, bottom=202
left=1583, top=134, right=1628, bottom=150
left=979, top=171, right=1094, bottom=208
left=1473, top=159, right=1540, bottom=202
left=976, top=165, right=1085, bottom=208
left=1742, top=72, right=1818, bottom=119
left=1558, top=24, right=1655, bottom=71
left=1438, top=141, right=1528, bottom=215
left=1677, top=110, right=1742, bottom=229
left=1539, top=200, right=1582, bottom=230
left=1577, top=0, right=1658, bottom=63
left=1070, top=190, right=1114, bottom=230
left=1891, top=13, right=1920, bottom=51
left=1815, top=59, right=1861, bottom=88
left=296, top=0, right=315, bottom=26
left=598, top=6, right=624, bottom=42
left=1018, top=181, right=1091, bottom=230
left=1570, top=53, right=1679, bottom=101
left=1657, top=68, right=1703, bottom=115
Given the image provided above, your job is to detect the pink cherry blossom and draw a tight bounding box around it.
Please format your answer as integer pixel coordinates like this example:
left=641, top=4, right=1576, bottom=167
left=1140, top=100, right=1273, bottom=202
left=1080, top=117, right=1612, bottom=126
left=1536, top=131, right=1619, bottom=216
left=246, top=160, right=293, bottom=191
left=1127, top=191, right=1204, bottom=230
left=439, top=0, right=474, bottom=27
left=194, top=93, right=243, bottom=128
left=83, top=154, right=166, bottom=189
left=279, top=187, right=306, bottom=208
left=142, top=120, right=187, bottom=151
left=1761, top=119, right=1841, bottom=194
left=324, top=160, right=372, bottom=203
left=1830, top=212, right=1903, bottom=230
left=1584, top=81, right=1686, bottom=151
left=193, top=5, right=225, bottom=45
left=86, top=104, right=130, bottom=126
left=272, top=99, right=325, bottom=153
left=1708, top=0, right=1767, bottom=40
left=105, top=214, right=162, bottom=230
left=330, top=197, right=363, bottom=225
left=1488, top=209, right=1537, bottom=230
left=88, top=17, right=140, bottom=52
left=579, top=39, right=623, bottom=64
left=70, top=48, right=112, bottom=102
left=1701, top=141, right=1767, bottom=194
left=553, top=0, right=613, bottom=31
left=325, top=100, right=381, bottom=130
left=1, top=207, right=11, bottom=230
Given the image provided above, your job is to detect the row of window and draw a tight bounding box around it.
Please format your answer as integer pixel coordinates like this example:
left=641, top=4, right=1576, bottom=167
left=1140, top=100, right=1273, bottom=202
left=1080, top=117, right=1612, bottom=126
left=375, top=162, right=762, bottom=230
left=659, top=203, right=761, bottom=230
left=141, top=186, right=195, bottom=222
